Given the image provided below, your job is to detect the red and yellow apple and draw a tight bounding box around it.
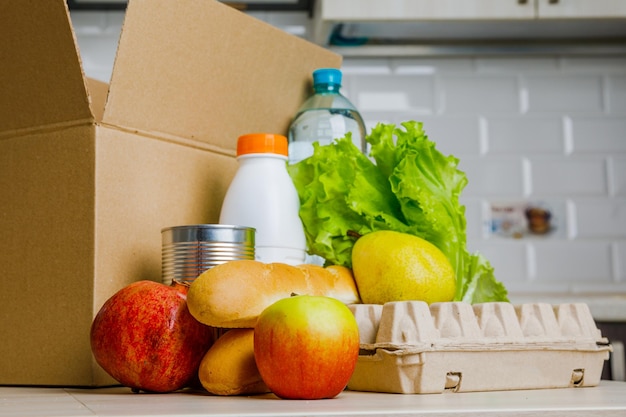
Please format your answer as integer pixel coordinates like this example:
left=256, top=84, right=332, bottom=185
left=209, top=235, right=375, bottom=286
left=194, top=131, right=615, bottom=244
left=253, top=295, right=359, bottom=400
left=90, top=280, right=214, bottom=393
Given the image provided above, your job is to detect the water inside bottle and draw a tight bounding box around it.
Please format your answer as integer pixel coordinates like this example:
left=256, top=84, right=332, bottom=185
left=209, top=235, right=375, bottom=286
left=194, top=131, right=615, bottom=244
left=288, top=108, right=366, bottom=164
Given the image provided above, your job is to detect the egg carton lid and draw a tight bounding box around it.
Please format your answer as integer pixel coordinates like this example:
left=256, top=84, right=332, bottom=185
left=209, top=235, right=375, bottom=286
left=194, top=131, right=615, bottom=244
left=349, top=301, right=611, bottom=353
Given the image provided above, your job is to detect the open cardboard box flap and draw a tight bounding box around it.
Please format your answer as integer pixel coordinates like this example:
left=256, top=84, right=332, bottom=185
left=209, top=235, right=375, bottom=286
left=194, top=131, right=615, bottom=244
left=0, top=0, right=92, bottom=132
left=106, top=0, right=336, bottom=153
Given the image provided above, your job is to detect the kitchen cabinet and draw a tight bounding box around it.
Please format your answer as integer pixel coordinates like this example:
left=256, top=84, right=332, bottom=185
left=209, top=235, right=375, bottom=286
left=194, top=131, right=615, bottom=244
left=314, top=0, right=535, bottom=22
left=537, top=0, right=626, bottom=18
left=312, top=0, right=626, bottom=54
left=314, top=0, right=626, bottom=25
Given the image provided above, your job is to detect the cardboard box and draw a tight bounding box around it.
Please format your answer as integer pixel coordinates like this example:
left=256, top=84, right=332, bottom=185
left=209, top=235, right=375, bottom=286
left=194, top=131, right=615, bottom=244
left=0, top=0, right=340, bottom=386
left=347, top=301, right=611, bottom=394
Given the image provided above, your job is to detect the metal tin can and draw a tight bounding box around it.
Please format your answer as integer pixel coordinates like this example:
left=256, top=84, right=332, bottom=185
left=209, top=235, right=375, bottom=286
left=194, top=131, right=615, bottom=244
left=161, top=224, right=255, bottom=284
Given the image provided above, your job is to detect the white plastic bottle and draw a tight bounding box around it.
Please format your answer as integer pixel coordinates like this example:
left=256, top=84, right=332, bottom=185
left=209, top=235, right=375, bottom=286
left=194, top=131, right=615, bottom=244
left=219, top=133, right=306, bottom=265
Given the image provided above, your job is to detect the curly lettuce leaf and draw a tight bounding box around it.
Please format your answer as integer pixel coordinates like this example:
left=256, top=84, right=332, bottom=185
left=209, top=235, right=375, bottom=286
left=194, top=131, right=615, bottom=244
left=288, top=122, right=508, bottom=303
left=462, top=252, right=509, bottom=303
left=371, top=121, right=469, bottom=299
left=288, top=134, right=410, bottom=266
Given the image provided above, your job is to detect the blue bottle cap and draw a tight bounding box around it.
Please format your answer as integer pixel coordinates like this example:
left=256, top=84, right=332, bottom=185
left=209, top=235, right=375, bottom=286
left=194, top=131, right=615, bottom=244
left=313, top=68, right=342, bottom=87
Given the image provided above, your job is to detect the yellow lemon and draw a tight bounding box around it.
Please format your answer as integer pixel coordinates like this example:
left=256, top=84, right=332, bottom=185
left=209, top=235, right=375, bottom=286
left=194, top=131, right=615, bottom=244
left=352, top=230, right=455, bottom=304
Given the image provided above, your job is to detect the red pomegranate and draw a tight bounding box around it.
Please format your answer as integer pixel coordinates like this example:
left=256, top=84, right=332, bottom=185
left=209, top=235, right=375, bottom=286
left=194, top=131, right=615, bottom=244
left=90, top=280, right=213, bottom=393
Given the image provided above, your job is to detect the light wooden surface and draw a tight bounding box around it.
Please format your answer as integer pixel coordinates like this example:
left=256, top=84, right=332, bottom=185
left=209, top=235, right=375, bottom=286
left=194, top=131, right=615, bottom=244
left=2, top=381, right=626, bottom=417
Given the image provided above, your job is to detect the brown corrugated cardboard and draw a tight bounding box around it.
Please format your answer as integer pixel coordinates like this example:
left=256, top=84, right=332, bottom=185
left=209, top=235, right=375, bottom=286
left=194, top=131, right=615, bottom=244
left=0, top=0, right=340, bottom=387
left=347, top=301, right=612, bottom=394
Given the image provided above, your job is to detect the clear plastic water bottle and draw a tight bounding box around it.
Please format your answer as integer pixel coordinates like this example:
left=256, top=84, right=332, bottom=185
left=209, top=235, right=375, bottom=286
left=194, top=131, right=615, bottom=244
left=219, top=133, right=306, bottom=266
left=288, top=68, right=366, bottom=164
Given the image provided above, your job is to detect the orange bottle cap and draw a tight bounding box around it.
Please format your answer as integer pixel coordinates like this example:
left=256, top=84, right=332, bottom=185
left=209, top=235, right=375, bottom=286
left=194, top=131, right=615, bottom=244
left=237, top=133, right=288, bottom=157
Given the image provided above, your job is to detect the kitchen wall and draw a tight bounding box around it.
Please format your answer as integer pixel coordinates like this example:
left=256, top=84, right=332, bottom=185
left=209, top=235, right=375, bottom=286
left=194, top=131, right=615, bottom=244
left=70, top=9, right=626, bottom=297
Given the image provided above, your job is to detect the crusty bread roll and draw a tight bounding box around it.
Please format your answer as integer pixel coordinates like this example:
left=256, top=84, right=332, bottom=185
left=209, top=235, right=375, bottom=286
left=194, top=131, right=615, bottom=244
left=197, top=328, right=268, bottom=396
left=187, top=260, right=360, bottom=328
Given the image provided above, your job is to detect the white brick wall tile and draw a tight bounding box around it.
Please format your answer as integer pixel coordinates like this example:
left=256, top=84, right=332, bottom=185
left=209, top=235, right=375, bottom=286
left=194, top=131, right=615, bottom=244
left=392, top=57, right=475, bottom=74
left=486, top=116, right=565, bottom=155
left=351, top=75, right=436, bottom=113
left=441, top=75, right=521, bottom=114
left=524, top=75, right=604, bottom=113
left=571, top=117, right=626, bottom=153
left=461, top=157, right=525, bottom=197
left=468, top=241, right=528, bottom=286
left=70, top=11, right=124, bottom=81
left=342, top=58, right=393, bottom=75
left=417, top=116, right=482, bottom=156
left=608, top=75, right=626, bottom=114
left=560, top=57, right=626, bottom=74
left=611, top=156, right=626, bottom=197
left=74, top=35, right=120, bottom=82
left=617, top=241, right=626, bottom=282
left=574, top=199, right=626, bottom=238
left=359, top=112, right=396, bottom=132
left=569, top=282, right=626, bottom=293
left=476, top=57, right=559, bottom=73
left=531, top=241, right=613, bottom=283
left=529, top=157, right=607, bottom=196
left=69, top=11, right=107, bottom=35
left=103, top=11, right=125, bottom=35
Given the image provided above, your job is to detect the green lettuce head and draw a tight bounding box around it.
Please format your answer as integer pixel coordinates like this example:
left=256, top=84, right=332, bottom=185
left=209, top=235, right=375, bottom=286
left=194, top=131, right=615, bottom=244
left=288, top=121, right=508, bottom=303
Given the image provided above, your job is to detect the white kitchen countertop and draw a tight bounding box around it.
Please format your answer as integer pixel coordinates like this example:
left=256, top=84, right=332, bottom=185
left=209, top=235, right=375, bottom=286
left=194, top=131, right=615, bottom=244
left=2, top=381, right=626, bottom=417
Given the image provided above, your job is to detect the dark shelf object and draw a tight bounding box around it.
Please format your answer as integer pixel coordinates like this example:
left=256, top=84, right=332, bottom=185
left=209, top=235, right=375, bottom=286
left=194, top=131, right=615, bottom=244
left=67, top=0, right=313, bottom=12
left=597, top=322, right=626, bottom=381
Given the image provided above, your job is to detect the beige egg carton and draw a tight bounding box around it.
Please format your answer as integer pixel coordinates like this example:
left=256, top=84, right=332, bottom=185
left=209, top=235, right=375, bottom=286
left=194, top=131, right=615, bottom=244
left=347, top=301, right=612, bottom=394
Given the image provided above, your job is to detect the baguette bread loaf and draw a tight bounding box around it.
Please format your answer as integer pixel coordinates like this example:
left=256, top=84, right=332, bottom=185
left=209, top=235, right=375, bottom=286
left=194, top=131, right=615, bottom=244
left=197, top=328, right=268, bottom=396
left=187, top=260, right=360, bottom=328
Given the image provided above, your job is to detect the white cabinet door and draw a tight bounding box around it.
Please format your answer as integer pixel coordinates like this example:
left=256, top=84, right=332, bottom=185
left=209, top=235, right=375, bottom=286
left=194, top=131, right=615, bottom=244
left=319, top=0, right=535, bottom=21
left=538, top=0, right=626, bottom=18
left=313, top=0, right=626, bottom=46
